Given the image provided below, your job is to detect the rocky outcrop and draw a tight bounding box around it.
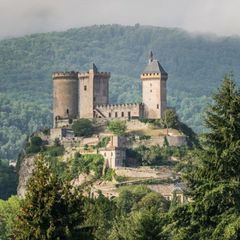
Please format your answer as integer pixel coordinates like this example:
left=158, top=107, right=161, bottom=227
left=17, top=155, right=36, bottom=197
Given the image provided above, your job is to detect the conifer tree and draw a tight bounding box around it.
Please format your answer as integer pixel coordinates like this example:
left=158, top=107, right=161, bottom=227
left=15, top=155, right=90, bottom=240
left=167, top=75, right=240, bottom=239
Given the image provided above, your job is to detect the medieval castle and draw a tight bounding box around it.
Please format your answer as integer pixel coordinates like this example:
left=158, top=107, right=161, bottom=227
left=52, top=52, right=168, bottom=127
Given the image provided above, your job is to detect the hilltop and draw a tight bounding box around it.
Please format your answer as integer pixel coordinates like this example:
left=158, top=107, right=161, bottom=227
left=17, top=117, right=191, bottom=199
left=1, top=24, right=240, bottom=159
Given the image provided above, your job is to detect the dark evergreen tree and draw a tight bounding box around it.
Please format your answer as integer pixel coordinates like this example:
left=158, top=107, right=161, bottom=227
left=109, top=210, right=167, bottom=240
left=83, top=193, right=117, bottom=240
left=167, top=75, right=240, bottom=239
left=15, top=155, right=91, bottom=240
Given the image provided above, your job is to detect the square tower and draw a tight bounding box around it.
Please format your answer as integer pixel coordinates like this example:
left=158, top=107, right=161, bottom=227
left=78, top=63, right=110, bottom=118
left=141, top=52, right=168, bottom=119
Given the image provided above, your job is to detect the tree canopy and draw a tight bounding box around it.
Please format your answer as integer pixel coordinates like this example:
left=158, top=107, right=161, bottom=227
left=15, top=155, right=90, bottom=240
left=167, top=75, right=240, bottom=239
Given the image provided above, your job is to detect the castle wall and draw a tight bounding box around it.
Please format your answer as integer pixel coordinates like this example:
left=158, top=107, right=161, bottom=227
left=114, top=166, right=173, bottom=179
left=53, top=72, right=78, bottom=125
left=131, top=135, right=187, bottom=148
left=94, top=103, right=143, bottom=119
left=93, top=75, right=109, bottom=105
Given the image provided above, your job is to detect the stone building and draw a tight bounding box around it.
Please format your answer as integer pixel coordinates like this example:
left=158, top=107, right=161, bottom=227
left=148, top=183, right=188, bottom=203
left=99, top=136, right=126, bottom=169
left=52, top=52, right=168, bottom=127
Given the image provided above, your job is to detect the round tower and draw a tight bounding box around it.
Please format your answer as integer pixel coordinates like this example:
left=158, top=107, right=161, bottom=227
left=52, top=71, right=78, bottom=126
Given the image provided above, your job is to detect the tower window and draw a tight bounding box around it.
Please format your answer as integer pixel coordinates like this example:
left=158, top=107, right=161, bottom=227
left=150, top=90, right=152, bottom=92
left=157, top=104, right=159, bottom=109
left=115, top=112, right=118, bottom=118
left=84, top=85, right=87, bottom=91
left=93, top=97, right=96, bottom=102
left=121, top=112, right=124, bottom=117
left=109, top=112, right=111, bottom=118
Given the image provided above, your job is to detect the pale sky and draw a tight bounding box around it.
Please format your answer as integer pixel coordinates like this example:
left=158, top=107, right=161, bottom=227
left=0, top=0, right=240, bottom=38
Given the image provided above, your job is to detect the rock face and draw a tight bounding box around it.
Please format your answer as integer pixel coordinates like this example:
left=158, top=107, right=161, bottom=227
left=17, top=155, right=36, bottom=197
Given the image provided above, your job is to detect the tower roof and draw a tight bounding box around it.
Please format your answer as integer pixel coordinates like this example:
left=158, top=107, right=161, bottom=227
left=142, top=52, right=167, bottom=75
left=90, top=63, right=98, bottom=73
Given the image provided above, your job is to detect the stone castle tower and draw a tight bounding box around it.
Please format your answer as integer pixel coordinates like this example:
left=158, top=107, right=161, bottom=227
left=141, top=51, right=168, bottom=119
left=78, top=63, right=110, bottom=118
left=52, top=71, right=78, bottom=122
left=52, top=52, right=168, bottom=127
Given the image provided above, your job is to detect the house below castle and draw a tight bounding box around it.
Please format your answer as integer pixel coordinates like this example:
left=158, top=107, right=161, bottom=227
left=52, top=52, right=168, bottom=127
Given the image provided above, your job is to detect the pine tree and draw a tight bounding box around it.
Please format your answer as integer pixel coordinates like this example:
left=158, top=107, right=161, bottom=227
left=15, top=155, right=90, bottom=240
left=202, top=75, right=240, bottom=180
left=167, top=75, right=240, bottom=239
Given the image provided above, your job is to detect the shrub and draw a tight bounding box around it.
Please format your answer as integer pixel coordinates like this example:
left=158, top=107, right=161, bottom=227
left=95, top=136, right=110, bottom=149
left=103, top=168, right=116, bottom=181
left=47, top=145, right=64, bottom=157
left=72, top=119, right=93, bottom=137
left=162, top=109, right=178, bottom=128
left=108, top=120, right=126, bottom=136
left=70, top=153, right=104, bottom=179
left=26, top=136, right=43, bottom=154
left=30, top=136, right=42, bottom=146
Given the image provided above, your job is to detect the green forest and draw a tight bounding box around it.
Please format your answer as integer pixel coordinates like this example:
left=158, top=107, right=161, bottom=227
left=1, top=24, right=240, bottom=160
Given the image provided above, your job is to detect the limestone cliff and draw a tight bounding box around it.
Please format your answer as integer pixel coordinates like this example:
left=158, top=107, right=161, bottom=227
left=17, top=155, right=36, bottom=197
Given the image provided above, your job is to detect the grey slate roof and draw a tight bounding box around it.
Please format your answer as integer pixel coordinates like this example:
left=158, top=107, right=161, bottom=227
left=143, top=59, right=167, bottom=75
left=90, top=63, right=98, bottom=73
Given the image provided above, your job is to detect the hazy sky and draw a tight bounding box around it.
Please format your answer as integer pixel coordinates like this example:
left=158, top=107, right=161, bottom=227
left=1, top=0, right=240, bottom=38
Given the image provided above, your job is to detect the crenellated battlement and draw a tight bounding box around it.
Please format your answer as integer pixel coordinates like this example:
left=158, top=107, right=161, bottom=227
left=95, top=103, right=142, bottom=109
left=52, top=71, right=78, bottom=79
left=78, top=71, right=111, bottom=78
left=140, top=72, right=168, bottom=80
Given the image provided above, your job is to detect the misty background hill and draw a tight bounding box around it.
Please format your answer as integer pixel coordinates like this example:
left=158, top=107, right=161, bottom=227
left=1, top=24, right=240, bottom=160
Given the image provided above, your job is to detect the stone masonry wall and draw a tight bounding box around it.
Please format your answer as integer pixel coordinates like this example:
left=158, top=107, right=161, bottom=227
left=94, top=103, right=143, bottom=119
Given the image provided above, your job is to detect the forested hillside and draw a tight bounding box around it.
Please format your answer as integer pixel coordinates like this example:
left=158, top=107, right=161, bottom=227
left=1, top=24, right=240, bottom=160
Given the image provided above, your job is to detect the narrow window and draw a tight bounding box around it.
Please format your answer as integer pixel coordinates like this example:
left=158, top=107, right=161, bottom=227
left=93, top=96, right=96, bottom=102
left=66, top=109, right=69, bottom=115
left=157, top=104, right=159, bottom=109
left=115, top=112, right=118, bottom=118
left=84, top=85, right=87, bottom=91
left=109, top=112, right=111, bottom=118
left=128, top=111, right=131, bottom=120
left=121, top=112, right=124, bottom=117
left=150, top=83, right=152, bottom=86
left=150, top=89, right=152, bottom=92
